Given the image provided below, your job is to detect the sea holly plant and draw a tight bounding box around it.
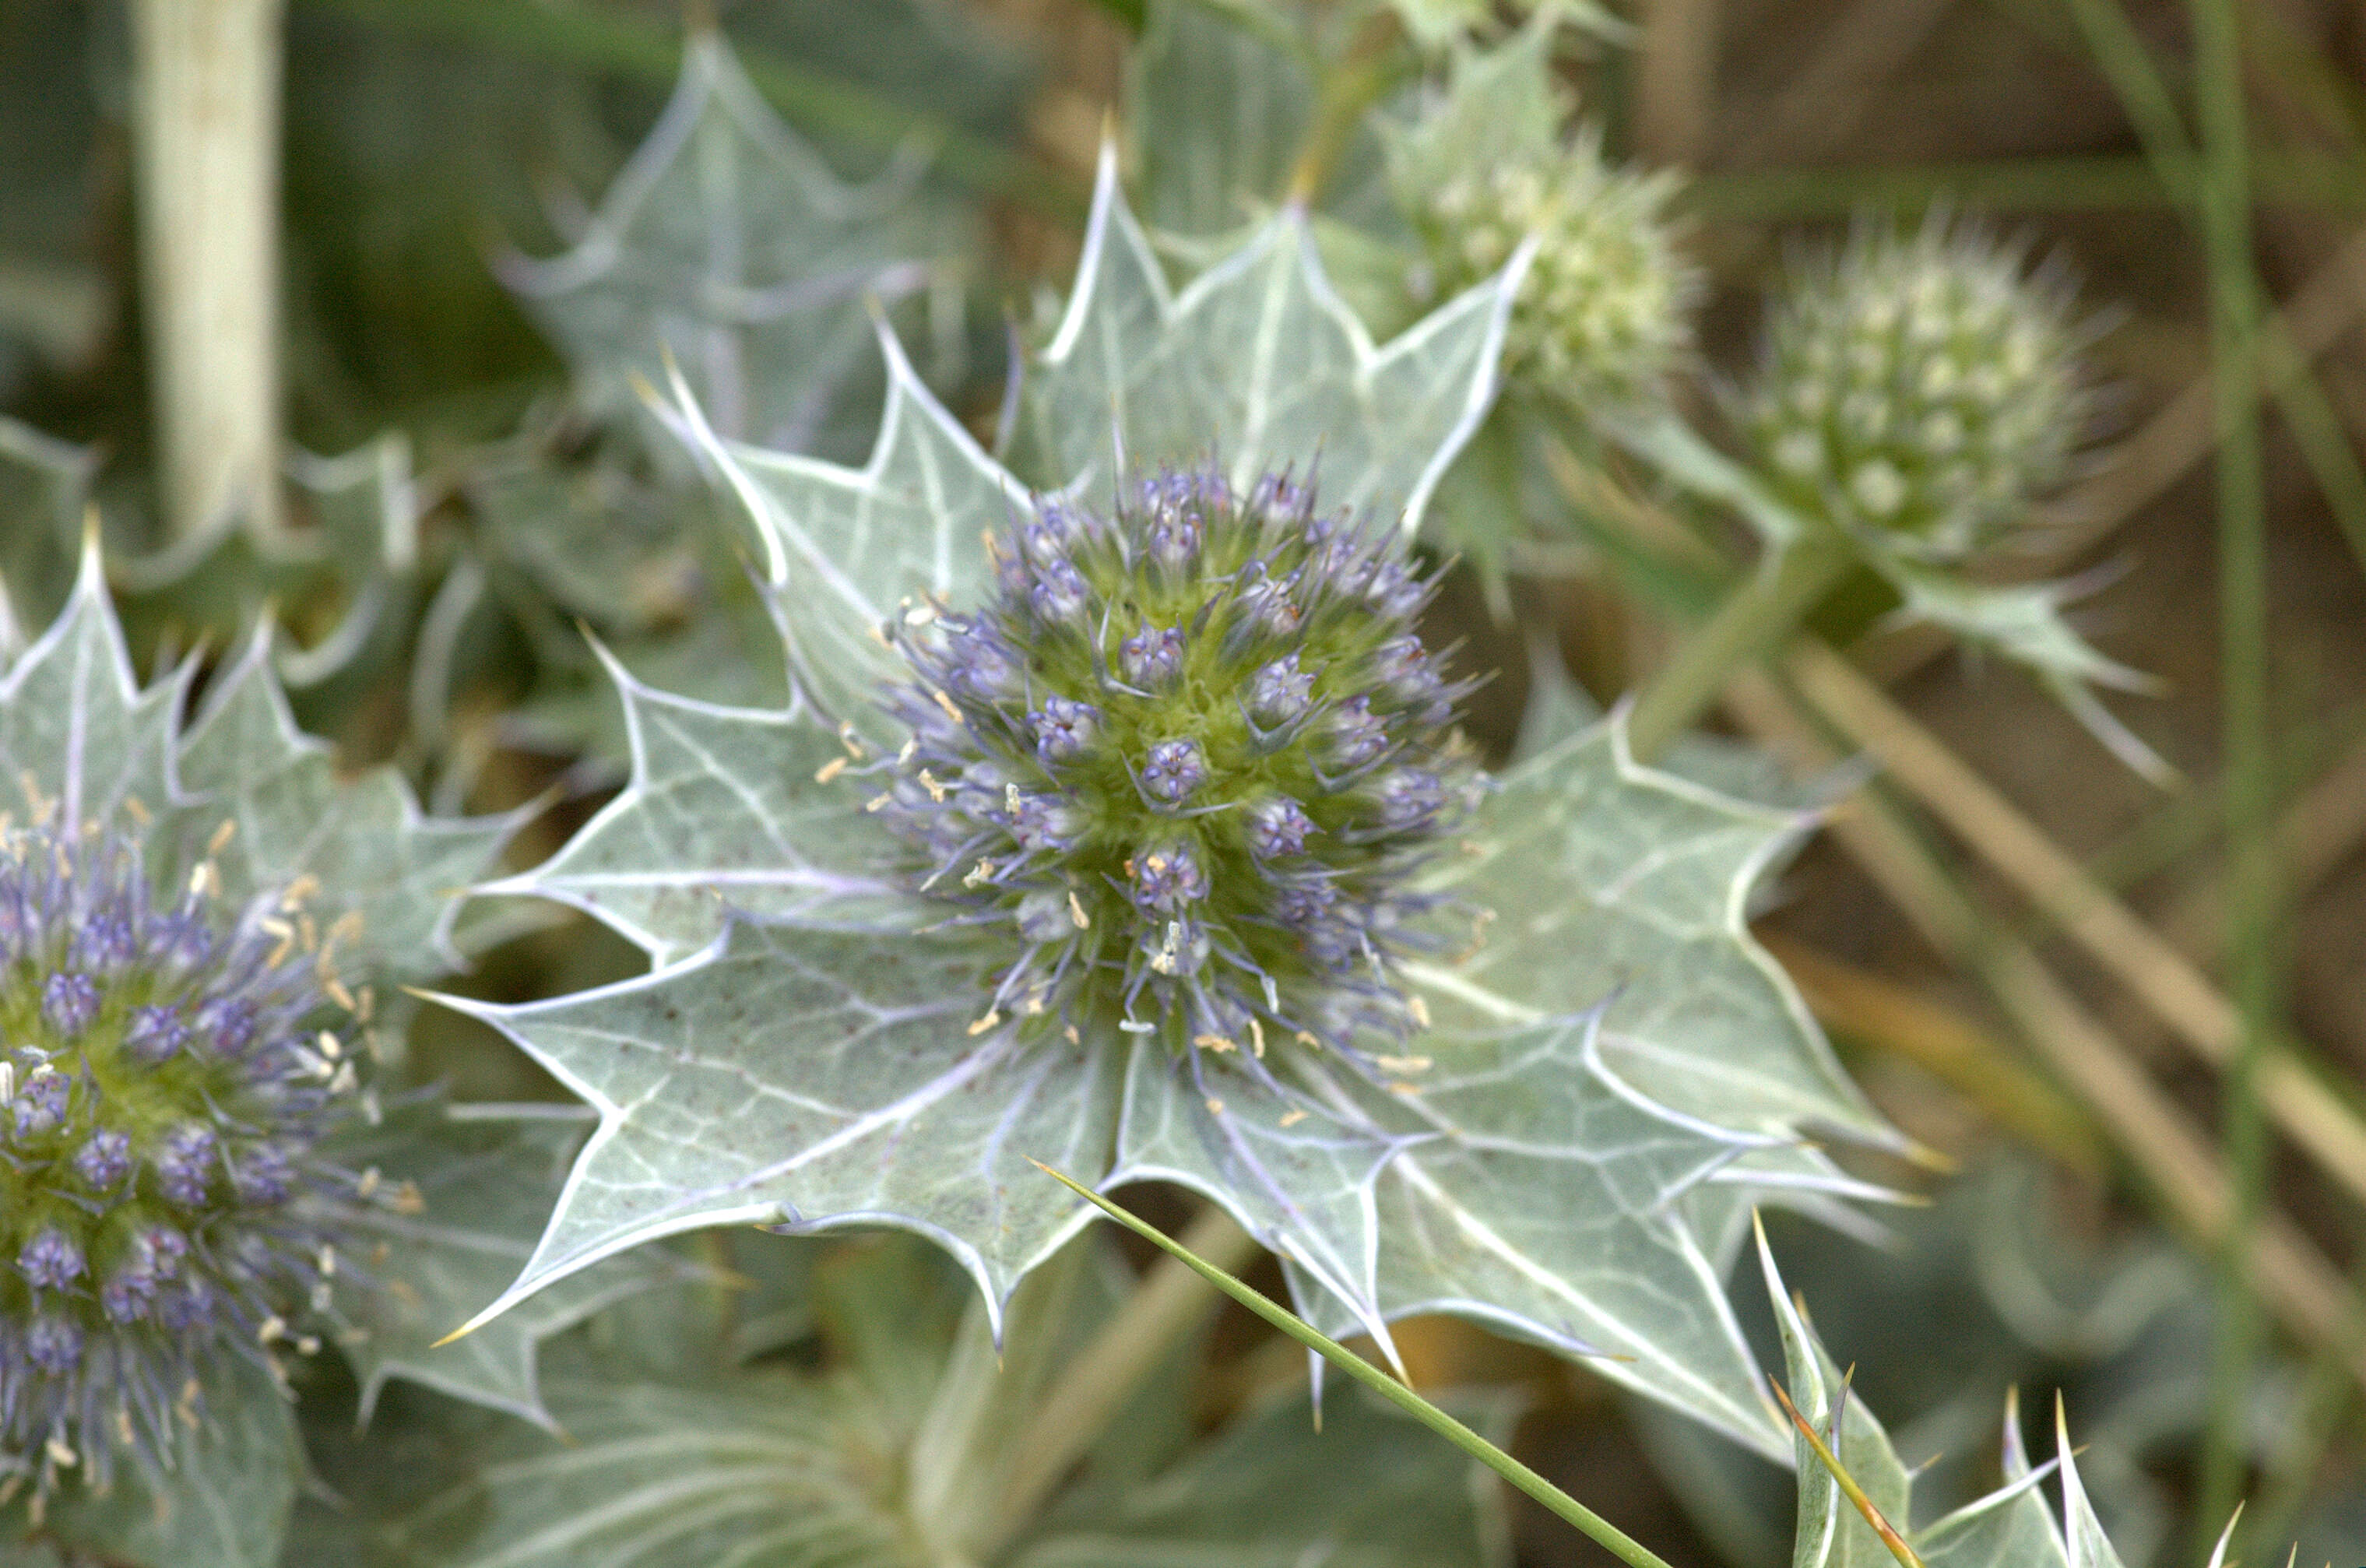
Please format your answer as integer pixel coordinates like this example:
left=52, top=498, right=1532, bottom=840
left=1620, top=216, right=2163, bottom=775
left=445, top=148, right=1896, bottom=1461
left=0, top=545, right=664, bottom=1568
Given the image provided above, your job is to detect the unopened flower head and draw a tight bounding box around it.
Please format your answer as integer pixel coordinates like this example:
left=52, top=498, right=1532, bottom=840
left=870, top=469, right=1481, bottom=1060
left=1421, top=134, right=1696, bottom=408
left=1741, top=216, right=2096, bottom=562
left=0, top=828, right=365, bottom=1493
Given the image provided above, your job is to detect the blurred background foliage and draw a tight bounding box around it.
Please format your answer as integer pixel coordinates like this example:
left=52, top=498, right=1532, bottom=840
left=5, top=1, right=2366, bottom=1564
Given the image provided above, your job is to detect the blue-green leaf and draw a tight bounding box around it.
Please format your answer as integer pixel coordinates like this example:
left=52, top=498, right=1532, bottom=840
left=1014, top=145, right=1524, bottom=533
left=501, top=30, right=961, bottom=462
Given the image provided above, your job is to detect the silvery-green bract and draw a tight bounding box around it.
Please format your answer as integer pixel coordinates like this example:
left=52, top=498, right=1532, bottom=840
left=449, top=149, right=1895, bottom=1458
left=0, top=546, right=659, bottom=1568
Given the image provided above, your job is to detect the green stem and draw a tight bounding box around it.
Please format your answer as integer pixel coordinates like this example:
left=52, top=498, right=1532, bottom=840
left=981, top=1205, right=1259, bottom=1555
left=907, top=1236, right=1095, bottom=1566
left=1033, top=1163, right=1682, bottom=1568
left=2187, top=0, right=2274, bottom=1546
left=1623, top=541, right=1851, bottom=763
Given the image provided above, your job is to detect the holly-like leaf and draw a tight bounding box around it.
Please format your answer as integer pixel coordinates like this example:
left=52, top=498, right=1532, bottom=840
left=500, top=30, right=955, bottom=461
left=0, top=541, right=183, bottom=835
left=669, top=325, right=1031, bottom=740
left=173, top=623, right=524, bottom=981
left=1758, top=1219, right=1913, bottom=1567
left=476, top=647, right=911, bottom=964
left=1012, top=144, right=1525, bottom=533
left=1876, top=561, right=2174, bottom=786
left=1123, top=1007, right=1797, bottom=1457
left=24, top=1357, right=302, bottom=1568
left=330, top=1105, right=686, bottom=1432
left=1125, top=0, right=1316, bottom=239
left=431, top=921, right=1120, bottom=1341
left=1755, top=1224, right=2241, bottom=1568
left=1382, top=12, right=1566, bottom=203
left=1419, top=714, right=1890, bottom=1146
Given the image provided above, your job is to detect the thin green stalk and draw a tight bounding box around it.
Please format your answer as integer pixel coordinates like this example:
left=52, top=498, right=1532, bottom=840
left=1032, top=1163, right=1682, bottom=1568
left=1624, top=540, right=1852, bottom=762
left=297, top=0, right=1088, bottom=221
left=2187, top=0, right=2276, bottom=1546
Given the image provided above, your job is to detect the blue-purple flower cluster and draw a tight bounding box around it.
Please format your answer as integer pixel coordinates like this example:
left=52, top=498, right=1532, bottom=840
left=0, top=828, right=367, bottom=1499
left=863, top=468, right=1481, bottom=1071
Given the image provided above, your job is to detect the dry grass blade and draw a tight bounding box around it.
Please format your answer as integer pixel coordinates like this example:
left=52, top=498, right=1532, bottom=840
left=1635, top=0, right=1719, bottom=167
left=1724, top=670, right=2366, bottom=1398
left=1786, top=639, right=2366, bottom=1212
left=1728, top=0, right=1955, bottom=168
left=2158, top=730, right=2366, bottom=958
left=1760, top=932, right=2108, bottom=1175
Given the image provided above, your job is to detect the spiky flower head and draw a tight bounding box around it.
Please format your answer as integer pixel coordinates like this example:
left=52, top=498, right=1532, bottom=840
left=1739, top=216, right=2096, bottom=564
left=1418, top=135, right=1696, bottom=409
left=0, top=826, right=364, bottom=1499
left=867, top=468, right=1480, bottom=1064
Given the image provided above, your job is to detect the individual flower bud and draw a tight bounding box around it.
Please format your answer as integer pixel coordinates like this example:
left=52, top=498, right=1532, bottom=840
left=1141, top=739, right=1208, bottom=805
left=19, top=1228, right=86, bottom=1292
left=1133, top=845, right=1209, bottom=913
left=1323, top=698, right=1390, bottom=772
left=1413, top=130, right=1697, bottom=409
left=1030, top=556, right=1092, bottom=624
left=1120, top=623, right=1187, bottom=688
left=1248, top=654, right=1316, bottom=726
left=72, top=1129, right=132, bottom=1190
left=1246, top=797, right=1317, bottom=859
left=156, top=1124, right=219, bottom=1207
left=1010, top=793, right=1085, bottom=854
left=43, top=972, right=100, bottom=1035
left=1738, top=216, right=2094, bottom=563
left=1032, top=696, right=1102, bottom=763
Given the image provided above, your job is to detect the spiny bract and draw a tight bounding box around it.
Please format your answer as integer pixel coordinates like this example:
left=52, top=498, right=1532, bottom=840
left=1739, top=216, right=2095, bottom=563
left=0, top=826, right=371, bottom=1498
left=1418, top=136, right=1696, bottom=409
left=867, top=468, right=1481, bottom=1068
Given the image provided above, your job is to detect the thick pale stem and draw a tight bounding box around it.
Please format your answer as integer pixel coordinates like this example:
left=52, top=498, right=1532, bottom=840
left=981, top=1205, right=1257, bottom=1556
left=132, top=0, right=287, bottom=542
left=1622, top=540, right=1850, bottom=763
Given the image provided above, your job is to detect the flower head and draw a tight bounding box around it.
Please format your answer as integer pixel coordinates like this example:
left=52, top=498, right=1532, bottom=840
left=1416, top=133, right=1696, bottom=408
left=1739, top=216, right=2096, bottom=563
left=0, top=829, right=364, bottom=1494
left=869, top=469, right=1481, bottom=1055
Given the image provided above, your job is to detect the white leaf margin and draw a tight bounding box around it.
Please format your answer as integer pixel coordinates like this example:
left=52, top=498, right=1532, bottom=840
left=1035, top=139, right=1531, bottom=536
